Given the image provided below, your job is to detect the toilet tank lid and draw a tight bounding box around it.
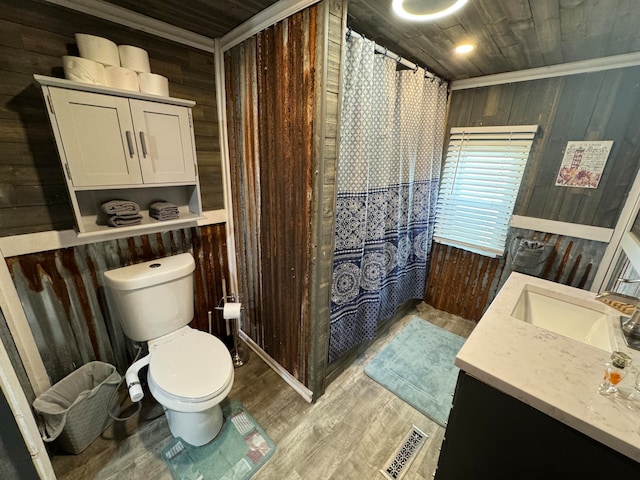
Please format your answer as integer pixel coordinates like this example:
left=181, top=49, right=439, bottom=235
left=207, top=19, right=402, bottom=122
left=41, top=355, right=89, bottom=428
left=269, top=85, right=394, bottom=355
left=104, top=253, right=195, bottom=291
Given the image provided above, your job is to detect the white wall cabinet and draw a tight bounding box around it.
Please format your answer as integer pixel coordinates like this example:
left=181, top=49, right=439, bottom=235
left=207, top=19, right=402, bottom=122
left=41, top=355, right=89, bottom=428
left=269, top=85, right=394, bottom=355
left=35, top=75, right=203, bottom=237
left=130, top=99, right=196, bottom=184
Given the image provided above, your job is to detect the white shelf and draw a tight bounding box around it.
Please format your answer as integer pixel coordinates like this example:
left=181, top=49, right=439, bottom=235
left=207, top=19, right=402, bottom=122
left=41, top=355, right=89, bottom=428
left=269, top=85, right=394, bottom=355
left=76, top=213, right=204, bottom=238
left=75, top=185, right=201, bottom=233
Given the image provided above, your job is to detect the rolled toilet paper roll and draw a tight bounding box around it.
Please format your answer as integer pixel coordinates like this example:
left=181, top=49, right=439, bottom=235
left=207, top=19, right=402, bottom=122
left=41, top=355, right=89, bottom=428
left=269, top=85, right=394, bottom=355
left=118, top=45, right=151, bottom=73
left=62, top=56, right=106, bottom=85
left=104, top=66, right=139, bottom=92
left=75, top=33, right=120, bottom=66
left=138, top=72, right=169, bottom=96
left=223, top=302, right=242, bottom=320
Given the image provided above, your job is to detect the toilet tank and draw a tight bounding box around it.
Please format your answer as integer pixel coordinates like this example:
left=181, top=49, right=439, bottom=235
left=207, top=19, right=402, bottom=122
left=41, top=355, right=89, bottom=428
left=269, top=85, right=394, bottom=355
left=104, top=253, right=196, bottom=342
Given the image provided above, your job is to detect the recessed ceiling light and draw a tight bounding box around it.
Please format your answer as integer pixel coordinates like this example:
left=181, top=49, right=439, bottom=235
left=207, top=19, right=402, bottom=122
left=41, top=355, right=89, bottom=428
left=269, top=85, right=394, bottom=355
left=455, top=44, right=475, bottom=54
left=392, top=0, right=469, bottom=21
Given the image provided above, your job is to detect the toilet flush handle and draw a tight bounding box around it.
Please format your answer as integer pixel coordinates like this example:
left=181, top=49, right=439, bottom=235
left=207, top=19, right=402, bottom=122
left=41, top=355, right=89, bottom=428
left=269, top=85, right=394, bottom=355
left=125, top=355, right=150, bottom=402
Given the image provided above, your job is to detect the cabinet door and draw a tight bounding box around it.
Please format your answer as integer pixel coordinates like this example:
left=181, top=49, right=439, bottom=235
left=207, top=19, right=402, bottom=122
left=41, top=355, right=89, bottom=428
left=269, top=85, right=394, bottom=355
left=48, top=88, right=143, bottom=186
left=130, top=100, right=197, bottom=184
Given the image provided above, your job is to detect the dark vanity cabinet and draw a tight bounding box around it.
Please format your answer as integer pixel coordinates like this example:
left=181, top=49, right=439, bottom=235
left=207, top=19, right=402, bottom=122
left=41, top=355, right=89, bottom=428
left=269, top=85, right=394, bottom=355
left=435, top=371, right=640, bottom=479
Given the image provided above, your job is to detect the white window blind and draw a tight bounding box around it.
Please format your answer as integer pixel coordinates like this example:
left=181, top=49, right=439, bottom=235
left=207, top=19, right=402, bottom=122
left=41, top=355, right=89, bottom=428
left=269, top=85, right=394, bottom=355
left=434, top=125, right=538, bottom=257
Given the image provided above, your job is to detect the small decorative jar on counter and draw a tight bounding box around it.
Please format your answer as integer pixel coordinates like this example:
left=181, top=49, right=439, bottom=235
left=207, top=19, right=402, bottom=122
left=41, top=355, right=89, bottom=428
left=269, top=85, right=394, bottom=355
left=599, top=351, right=632, bottom=395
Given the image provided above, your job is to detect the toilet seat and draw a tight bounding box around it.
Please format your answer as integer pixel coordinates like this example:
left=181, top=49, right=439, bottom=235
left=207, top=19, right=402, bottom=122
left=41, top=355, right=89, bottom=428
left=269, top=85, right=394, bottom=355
left=148, top=328, right=234, bottom=410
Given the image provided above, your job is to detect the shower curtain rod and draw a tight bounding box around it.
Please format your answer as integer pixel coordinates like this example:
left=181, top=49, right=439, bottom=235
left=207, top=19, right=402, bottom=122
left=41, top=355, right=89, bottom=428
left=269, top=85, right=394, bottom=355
left=346, top=28, right=446, bottom=84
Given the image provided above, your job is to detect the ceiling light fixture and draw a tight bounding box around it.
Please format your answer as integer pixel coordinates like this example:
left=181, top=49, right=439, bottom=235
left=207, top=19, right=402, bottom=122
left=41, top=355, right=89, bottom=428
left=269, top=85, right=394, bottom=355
left=392, top=0, right=469, bottom=21
left=455, top=44, right=475, bottom=54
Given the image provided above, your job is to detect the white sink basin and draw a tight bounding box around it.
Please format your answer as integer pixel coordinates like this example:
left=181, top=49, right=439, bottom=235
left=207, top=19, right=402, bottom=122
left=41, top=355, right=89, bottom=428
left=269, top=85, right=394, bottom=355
left=512, top=285, right=615, bottom=352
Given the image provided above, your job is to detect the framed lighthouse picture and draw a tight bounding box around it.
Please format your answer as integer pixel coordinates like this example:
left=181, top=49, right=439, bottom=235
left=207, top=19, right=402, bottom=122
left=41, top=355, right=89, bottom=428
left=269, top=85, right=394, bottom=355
left=555, top=140, right=613, bottom=188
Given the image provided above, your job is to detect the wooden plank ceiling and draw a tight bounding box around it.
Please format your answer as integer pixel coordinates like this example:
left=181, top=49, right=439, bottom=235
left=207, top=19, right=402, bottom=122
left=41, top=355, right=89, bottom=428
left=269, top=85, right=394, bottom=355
left=347, top=0, right=640, bottom=80
left=104, top=0, right=640, bottom=80
left=105, top=0, right=279, bottom=38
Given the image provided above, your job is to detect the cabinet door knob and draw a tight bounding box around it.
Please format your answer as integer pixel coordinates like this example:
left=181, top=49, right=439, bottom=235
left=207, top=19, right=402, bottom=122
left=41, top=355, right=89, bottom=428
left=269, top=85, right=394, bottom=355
left=125, top=130, right=135, bottom=158
left=139, top=131, right=148, bottom=158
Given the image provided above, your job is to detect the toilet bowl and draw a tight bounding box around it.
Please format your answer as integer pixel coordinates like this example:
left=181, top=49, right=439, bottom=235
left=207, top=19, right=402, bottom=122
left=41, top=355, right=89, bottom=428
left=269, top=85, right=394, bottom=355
left=147, top=327, right=234, bottom=446
left=104, top=253, right=235, bottom=446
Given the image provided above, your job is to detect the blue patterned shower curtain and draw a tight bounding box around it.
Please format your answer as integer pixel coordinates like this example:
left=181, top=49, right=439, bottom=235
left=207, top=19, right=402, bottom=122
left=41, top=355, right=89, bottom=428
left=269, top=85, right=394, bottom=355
left=328, top=36, right=448, bottom=363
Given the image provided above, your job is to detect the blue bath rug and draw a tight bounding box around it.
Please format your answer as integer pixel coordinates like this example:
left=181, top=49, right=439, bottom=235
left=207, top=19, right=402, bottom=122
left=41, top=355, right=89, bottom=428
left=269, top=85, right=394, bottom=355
left=162, top=401, right=275, bottom=480
left=364, top=317, right=465, bottom=427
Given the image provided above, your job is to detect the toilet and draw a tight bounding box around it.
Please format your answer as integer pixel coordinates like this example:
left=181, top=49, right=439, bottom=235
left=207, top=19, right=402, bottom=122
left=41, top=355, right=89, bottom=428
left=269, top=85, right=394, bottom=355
left=103, top=253, right=234, bottom=446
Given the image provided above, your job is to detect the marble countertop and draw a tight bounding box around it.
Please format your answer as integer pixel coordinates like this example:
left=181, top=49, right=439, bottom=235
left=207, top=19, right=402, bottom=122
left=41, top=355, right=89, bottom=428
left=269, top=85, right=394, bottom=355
left=455, top=272, right=640, bottom=462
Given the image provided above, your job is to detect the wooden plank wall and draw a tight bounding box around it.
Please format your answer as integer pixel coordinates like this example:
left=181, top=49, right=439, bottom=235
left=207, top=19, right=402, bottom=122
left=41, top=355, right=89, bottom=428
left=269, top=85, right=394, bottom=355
left=428, top=67, right=640, bottom=321
left=5, top=224, right=229, bottom=394
left=225, top=0, right=344, bottom=396
left=0, top=0, right=223, bottom=237
left=308, top=0, right=345, bottom=396
left=448, top=69, right=640, bottom=227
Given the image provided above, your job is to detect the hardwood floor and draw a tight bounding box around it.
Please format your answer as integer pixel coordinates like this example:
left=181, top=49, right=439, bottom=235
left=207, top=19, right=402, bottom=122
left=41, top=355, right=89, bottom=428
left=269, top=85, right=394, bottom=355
left=50, top=303, right=475, bottom=479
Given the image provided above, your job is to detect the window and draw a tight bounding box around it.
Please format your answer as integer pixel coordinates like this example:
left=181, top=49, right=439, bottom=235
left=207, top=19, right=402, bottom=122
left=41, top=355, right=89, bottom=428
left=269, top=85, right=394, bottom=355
left=434, top=125, right=538, bottom=257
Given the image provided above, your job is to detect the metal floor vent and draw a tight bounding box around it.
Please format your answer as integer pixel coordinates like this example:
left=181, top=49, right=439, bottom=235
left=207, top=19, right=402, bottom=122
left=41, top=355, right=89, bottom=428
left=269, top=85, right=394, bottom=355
left=381, top=425, right=428, bottom=480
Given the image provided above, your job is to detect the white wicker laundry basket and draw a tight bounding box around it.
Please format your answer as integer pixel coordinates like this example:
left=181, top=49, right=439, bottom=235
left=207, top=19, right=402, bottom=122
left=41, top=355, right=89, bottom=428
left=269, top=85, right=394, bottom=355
left=33, top=361, right=121, bottom=454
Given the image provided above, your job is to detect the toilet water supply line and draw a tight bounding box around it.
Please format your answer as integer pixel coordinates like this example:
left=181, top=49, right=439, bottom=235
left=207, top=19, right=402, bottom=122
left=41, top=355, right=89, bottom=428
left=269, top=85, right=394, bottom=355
left=107, top=343, right=145, bottom=422
left=125, top=354, right=150, bottom=403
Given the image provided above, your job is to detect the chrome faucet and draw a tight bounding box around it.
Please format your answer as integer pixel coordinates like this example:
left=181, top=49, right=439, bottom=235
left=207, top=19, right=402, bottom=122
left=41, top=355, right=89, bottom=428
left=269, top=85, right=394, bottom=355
left=596, top=291, right=640, bottom=350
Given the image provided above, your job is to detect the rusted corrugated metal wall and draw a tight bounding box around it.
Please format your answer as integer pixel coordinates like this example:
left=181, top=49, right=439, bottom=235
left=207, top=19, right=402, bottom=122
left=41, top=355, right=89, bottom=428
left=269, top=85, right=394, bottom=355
left=6, top=224, right=229, bottom=385
left=426, top=242, right=503, bottom=322
left=225, top=7, right=317, bottom=385
left=426, top=228, right=607, bottom=322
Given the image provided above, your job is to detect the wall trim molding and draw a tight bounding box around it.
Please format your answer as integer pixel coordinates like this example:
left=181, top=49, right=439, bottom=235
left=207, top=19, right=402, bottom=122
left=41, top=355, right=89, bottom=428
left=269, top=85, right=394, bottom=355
left=0, top=209, right=226, bottom=257
left=220, top=0, right=320, bottom=52
left=43, top=0, right=215, bottom=52
left=239, top=330, right=313, bottom=402
left=451, top=52, right=640, bottom=90
left=510, top=216, right=614, bottom=243
left=214, top=39, right=240, bottom=298
left=0, top=337, right=55, bottom=478
left=197, top=209, right=227, bottom=226
left=0, top=246, right=51, bottom=396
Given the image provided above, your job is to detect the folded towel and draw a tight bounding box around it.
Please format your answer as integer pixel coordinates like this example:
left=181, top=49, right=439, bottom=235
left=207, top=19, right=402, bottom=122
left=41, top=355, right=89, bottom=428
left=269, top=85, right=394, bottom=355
left=107, top=214, right=143, bottom=227
left=102, top=200, right=140, bottom=216
left=150, top=211, right=180, bottom=221
left=149, top=201, right=178, bottom=211
left=149, top=200, right=179, bottom=221
left=149, top=208, right=180, bottom=217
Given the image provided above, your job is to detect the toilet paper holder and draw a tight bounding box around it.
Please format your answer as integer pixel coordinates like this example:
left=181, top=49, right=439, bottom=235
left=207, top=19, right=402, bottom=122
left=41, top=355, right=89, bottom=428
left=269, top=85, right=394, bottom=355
left=214, top=295, right=243, bottom=330
left=212, top=294, right=248, bottom=368
left=215, top=294, right=240, bottom=307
